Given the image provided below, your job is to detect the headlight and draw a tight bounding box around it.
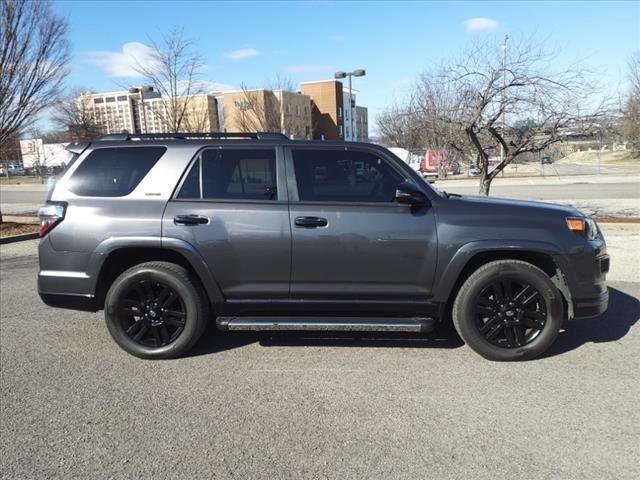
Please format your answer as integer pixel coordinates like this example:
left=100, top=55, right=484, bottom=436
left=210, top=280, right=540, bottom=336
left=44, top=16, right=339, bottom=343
left=566, top=216, right=599, bottom=240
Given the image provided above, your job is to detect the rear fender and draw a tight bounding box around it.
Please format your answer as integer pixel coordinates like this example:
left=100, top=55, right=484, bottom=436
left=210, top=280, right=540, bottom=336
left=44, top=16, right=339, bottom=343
left=88, top=236, right=224, bottom=305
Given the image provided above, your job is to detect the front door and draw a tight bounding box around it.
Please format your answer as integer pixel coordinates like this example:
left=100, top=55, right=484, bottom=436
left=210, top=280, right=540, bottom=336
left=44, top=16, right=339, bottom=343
left=286, top=147, right=438, bottom=300
left=163, top=146, right=291, bottom=299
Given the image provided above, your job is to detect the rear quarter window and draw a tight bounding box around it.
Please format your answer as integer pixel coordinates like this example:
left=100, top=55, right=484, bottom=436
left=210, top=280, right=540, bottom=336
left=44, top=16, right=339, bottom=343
left=68, top=146, right=166, bottom=197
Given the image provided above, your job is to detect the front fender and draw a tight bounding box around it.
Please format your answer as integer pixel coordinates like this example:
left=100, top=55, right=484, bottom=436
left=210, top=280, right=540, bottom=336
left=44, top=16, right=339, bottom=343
left=433, top=239, right=569, bottom=302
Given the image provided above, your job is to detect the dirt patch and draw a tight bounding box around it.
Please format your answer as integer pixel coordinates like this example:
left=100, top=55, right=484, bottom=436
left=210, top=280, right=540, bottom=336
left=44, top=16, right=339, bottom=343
left=595, top=216, right=640, bottom=224
left=0, top=222, right=39, bottom=238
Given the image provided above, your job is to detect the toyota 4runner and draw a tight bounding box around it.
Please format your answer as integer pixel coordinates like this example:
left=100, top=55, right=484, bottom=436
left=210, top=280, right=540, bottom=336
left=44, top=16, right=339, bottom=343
left=37, top=132, right=609, bottom=361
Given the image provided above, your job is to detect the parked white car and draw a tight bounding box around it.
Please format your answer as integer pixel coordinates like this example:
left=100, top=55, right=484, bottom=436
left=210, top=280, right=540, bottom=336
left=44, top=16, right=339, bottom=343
left=6, top=164, right=26, bottom=176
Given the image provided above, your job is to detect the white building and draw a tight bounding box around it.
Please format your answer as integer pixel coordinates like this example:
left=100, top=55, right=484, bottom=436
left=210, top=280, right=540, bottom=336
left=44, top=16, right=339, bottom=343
left=342, top=88, right=368, bottom=142
left=77, top=89, right=163, bottom=134
left=19, top=139, right=72, bottom=168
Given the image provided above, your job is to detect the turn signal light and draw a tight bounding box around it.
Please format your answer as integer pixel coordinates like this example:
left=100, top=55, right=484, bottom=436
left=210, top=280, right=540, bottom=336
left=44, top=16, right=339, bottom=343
left=566, top=216, right=599, bottom=240
left=566, top=217, right=585, bottom=233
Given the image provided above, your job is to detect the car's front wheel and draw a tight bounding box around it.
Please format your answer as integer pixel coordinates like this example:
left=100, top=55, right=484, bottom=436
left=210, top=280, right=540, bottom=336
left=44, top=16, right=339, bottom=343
left=452, top=260, right=564, bottom=361
left=104, top=261, right=208, bottom=359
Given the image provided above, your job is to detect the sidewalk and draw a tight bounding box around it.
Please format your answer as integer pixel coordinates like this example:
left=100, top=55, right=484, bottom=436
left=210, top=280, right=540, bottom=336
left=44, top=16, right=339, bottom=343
left=436, top=173, right=640, bottom=188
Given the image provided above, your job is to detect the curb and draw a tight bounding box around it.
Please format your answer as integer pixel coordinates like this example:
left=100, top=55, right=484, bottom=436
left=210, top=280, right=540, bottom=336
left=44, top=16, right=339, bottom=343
left=0, top=233, right=39, bottom=245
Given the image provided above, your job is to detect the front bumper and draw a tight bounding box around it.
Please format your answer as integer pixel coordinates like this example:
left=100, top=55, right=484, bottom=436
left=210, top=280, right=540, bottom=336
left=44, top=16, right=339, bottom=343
left=573, top=289, right=609, bottom=319
left=566, top=248, right=610, bottom=319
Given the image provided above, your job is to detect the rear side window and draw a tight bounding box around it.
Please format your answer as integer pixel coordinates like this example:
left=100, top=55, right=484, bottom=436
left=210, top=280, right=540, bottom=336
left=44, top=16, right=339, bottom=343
left=68, top=147, right=166, bottom=197
left=177, top=148, right=277, bottom=201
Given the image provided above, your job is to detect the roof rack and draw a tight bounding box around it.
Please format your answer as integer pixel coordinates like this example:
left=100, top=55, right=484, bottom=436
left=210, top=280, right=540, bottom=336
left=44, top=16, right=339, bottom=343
left=99, top=132, right=289, bottom=141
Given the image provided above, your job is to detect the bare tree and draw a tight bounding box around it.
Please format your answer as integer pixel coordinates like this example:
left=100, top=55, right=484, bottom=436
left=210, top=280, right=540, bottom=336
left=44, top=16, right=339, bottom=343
left=51, top=88, right=104, bottom=141
left=377, top=102, right=424, bottom=149
left=378, top=76, right=474, bottom=178
left=235, top=84, right=281, bottom=133
left=447, top=37, right=608, bottom=194
left=134, top=28, right=205, bottom=133
left=384, top=36, right=605, bottom=194
left=622, top=52, right=640, bottom=148
left=0, top=0, right=70, bottom=145
left=235, top=76, right=310, bottom=139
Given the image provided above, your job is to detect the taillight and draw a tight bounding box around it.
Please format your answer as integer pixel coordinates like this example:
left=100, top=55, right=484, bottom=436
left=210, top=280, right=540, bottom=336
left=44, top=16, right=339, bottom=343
left=37, top=202, right=66, bottom=237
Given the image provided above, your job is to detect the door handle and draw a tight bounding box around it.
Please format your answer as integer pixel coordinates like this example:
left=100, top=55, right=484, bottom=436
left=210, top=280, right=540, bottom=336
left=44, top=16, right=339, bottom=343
left=294, top=216, right=328, bottom=228
left=174, top=214, right=209, bottom=226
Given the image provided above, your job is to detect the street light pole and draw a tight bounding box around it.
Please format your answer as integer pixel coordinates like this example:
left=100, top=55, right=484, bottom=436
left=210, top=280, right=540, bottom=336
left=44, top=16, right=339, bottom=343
left=335, top=69, right=366, bottom=141
left=348, top=73, right=354, bottom=141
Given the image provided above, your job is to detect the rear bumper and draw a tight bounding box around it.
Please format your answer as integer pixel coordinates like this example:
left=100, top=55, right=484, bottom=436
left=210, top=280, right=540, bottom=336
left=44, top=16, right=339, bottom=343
left=573, top=289, right=609, bottom=319
left=39, top=292, right=97, bottom=312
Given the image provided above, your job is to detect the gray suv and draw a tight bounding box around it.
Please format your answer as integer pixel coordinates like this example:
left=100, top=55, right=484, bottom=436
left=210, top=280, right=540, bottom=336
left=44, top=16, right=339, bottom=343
left=37, top=132, right=609, bottom=361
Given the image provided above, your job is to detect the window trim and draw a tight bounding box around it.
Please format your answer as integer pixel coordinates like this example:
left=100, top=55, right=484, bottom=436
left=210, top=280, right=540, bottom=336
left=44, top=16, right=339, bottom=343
left=171, top=145, right=287, bottom=204
left=284, top=145, right=419, bottom=206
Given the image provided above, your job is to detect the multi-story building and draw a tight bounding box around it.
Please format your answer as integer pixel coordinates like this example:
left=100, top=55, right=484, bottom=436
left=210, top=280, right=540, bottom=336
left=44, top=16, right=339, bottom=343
left=78, top=90, right=219, bottom=134
left=300, top=80, right=345, bottom=140
left=300, top=80, right=368, bottom=141
left=342, top=87, right=369, bottom=141
left=77, top=90, right=152, bottom=134
left=77, top=81, right=366, bottom=140
left=355, top=105, right=369, bottom=142
left=215, top=89, right=312, bottom=139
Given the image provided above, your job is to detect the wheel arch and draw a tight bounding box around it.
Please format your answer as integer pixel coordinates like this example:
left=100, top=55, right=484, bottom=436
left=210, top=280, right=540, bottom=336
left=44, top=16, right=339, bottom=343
left=90, top=237, right=224, bottom=311
left=435, top=241, right=572, bottom=320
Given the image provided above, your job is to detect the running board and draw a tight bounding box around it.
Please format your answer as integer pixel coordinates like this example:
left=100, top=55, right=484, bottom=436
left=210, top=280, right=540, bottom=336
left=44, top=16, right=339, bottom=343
left=216, top=316, right=435, bottom=333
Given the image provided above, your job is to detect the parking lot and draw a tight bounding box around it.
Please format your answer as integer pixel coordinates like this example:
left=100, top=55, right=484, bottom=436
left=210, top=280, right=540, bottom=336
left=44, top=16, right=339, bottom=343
left=1, top=223, right=638, bottom=479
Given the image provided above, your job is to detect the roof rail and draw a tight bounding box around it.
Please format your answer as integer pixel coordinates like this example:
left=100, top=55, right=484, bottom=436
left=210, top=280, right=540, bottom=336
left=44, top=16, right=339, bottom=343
left=99, top=132, right=289, bottom=141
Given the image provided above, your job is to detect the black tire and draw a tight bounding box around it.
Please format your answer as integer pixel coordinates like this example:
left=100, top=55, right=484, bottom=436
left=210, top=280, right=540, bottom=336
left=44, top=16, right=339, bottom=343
left=104, top=261, right=209, bottom=359
left=452, top=260, right=563, bottom=361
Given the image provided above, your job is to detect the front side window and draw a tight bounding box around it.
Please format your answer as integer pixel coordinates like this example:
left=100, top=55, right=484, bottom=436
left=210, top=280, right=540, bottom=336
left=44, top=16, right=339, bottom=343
left=177, top=149, right=277, bottom=201
left=292, top=149, right=404, bottom=203
left=68, top=146, right=166, bottom=197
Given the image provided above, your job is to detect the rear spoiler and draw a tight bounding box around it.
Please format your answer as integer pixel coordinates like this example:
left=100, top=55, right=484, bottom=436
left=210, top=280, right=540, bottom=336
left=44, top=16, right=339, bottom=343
left=65, top=141, right=91, bottom=155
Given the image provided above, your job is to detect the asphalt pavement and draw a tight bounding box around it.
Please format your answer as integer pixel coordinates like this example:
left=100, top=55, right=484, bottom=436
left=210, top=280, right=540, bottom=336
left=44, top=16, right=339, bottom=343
left=1, top=231, right=638, bottom=480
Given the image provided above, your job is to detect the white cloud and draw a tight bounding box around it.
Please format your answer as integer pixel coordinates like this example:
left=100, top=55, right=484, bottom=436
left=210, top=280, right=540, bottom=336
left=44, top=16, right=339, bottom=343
left=330, top=35, right=348, bottom=41
left=85, top=42, right=158, bottom=78
left=194, top=80, right=236, bottom=93
left=464, top=17, right=499, bottom=32
left=223, top=48, right=259, bottom=60
left=287, top=64, right=333, bottom=74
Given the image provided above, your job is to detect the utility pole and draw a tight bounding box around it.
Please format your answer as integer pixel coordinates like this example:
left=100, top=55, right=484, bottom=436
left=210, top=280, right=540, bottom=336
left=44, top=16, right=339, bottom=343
left=500, top=35, right=508, bottom=167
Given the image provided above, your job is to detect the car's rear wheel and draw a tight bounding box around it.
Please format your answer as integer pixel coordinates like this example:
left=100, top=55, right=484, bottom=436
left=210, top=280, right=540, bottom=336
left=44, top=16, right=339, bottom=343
left=452, top=260, right=563, bottom=361
left=104, top=261, right=208, bottom=359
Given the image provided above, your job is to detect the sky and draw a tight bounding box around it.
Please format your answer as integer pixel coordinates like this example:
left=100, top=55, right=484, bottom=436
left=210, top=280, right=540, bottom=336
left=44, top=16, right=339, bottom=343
left=52, top=0, right=640, bottom=134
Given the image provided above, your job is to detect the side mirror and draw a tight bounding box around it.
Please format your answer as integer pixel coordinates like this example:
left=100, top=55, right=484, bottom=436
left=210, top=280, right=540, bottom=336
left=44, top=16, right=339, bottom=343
left=395, top=182, right=428, bottom=206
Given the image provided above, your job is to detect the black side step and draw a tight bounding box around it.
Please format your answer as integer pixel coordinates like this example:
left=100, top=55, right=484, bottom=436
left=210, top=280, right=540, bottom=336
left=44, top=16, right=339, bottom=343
left=216, top=316, right=435, bottom=333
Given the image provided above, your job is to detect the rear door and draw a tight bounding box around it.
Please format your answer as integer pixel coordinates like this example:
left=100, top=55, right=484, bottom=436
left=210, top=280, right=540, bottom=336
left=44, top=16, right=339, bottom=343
left=163, top=145, right=291, bottom=299
left=286, top=146, right=438, bottom=300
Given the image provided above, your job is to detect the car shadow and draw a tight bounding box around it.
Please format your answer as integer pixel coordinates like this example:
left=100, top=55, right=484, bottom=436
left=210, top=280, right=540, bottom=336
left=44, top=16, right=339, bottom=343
left=187, top=287, right=637, bottom=359
left=541, top=287, right=639, bottom=359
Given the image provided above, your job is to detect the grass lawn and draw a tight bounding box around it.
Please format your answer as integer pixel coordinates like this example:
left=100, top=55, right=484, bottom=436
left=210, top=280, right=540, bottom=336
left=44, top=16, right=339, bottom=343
left=559, top=150, right=640, bottom=165
left=0, top=176, right=45, bottom=185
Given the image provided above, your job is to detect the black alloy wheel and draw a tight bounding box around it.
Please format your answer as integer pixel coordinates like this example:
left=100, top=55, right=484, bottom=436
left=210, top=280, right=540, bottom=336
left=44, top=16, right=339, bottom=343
left=474, top=279, right=547, bottom=348
left=452, top=260, right=564, bottom=361
left=105, top=261, right=208, bottom=359
left=118, top=281, right=187, bottom=348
